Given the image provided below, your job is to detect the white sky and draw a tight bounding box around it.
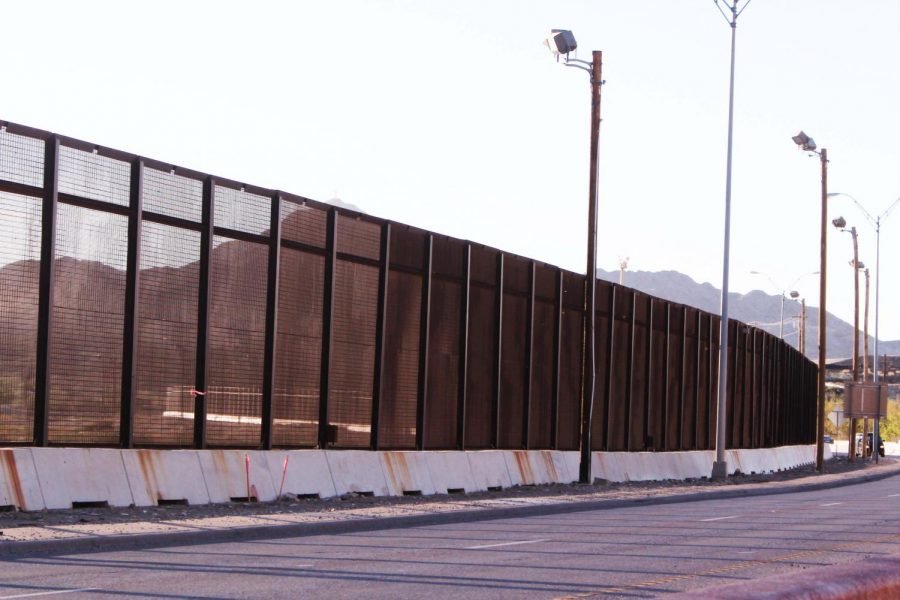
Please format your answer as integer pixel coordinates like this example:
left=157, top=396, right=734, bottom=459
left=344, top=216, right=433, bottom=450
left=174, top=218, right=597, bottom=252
left=4, top=0, right=899, bottom=339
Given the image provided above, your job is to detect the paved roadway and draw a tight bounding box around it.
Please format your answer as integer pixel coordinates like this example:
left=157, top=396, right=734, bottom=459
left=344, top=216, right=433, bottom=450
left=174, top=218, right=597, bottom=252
left=1, top=475, right=898, bottom=599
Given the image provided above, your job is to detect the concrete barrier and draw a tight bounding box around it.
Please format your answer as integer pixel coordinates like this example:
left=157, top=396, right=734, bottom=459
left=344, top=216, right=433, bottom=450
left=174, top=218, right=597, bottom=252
left=197, top=450, right=277, bottom=503
left=466, top=450, right=512, bottom=491
left=0, top=444, right=825, bottom=509
left=380, top=451, right=435, bottom=496
left=326, top=450, right=390, bottom=496
left=425, top=452, right=477, bottom=494
left=31, top=448, right=133, bottom=509
left=121, top=449, right=209, bottom=507
left=0, top=448, right=43, bottom=511
left=264, top=450, right=336, bottom=499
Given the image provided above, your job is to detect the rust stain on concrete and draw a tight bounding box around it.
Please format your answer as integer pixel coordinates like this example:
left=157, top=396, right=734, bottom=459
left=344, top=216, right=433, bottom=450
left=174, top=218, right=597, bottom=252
left=0, top=449, right=25, bottom=509
left=136, top=450, right=161, bottom=504
left=512, top=451, right=534, bottom=484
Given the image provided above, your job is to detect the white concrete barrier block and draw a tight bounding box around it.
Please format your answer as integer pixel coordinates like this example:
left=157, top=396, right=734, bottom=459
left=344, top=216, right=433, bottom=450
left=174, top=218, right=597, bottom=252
left=31, top=448, right=133, bottom=509
left=546, top=450, right=576, bottom=484
left=0, top=448, right=44, bottom=511
left=121, top=449, right=209, bottom=507
left=561, top=451, right=581, bottom=483
left=466, top=450, right=512, bottom=491
left=504, top=450, right=556, bottom=486
left=265, top=450, right=336, bottom=499
left=326, top=450, right=390, bottom=496
left=425, top=452, right=477, bottom=494
left=380, top=451, right=435, bottom=496
left=197, top=450, right=277, bottom=503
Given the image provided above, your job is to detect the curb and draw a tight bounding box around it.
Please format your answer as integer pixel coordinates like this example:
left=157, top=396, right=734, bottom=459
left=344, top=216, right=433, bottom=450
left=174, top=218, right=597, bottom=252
left=2, top=463, right=898, bottom=558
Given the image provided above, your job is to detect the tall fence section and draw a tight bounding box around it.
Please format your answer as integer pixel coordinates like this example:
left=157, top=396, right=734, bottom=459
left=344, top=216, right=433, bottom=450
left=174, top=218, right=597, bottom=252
left=0, top=121, right=817, bottom=451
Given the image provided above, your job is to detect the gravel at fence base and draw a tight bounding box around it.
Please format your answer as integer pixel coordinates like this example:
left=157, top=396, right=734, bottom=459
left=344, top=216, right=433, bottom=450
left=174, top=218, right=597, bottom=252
left=0, top=455, right=893, bottom=544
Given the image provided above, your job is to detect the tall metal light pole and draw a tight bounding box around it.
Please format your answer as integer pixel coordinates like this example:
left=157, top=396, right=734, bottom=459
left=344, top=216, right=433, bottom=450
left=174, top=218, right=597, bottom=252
left=827, top=192, right=900, bottom=463
left=749, top=270, right=811, bottom=340
left=545, top=30, right=603, bottom=484
left=711, top=0, right=753, bottom=480
left=791, top=130, right=828, bottom=472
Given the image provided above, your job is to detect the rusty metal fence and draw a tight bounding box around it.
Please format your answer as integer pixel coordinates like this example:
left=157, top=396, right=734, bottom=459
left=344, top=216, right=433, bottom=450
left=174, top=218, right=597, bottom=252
left=0, top=121, right=817, bottom=451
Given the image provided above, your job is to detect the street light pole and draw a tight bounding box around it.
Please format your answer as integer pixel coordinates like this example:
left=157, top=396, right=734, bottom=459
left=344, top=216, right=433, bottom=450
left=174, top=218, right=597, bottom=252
left=544, top=30, right=603, bottom=484
left=712, top=0, right=752, bottom=480
left=793, top=131, right=828, bottom=472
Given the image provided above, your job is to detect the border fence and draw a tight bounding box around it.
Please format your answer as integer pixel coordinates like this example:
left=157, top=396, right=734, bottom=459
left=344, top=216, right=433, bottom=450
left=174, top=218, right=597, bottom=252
left=0, top=120, right=817, bottom=451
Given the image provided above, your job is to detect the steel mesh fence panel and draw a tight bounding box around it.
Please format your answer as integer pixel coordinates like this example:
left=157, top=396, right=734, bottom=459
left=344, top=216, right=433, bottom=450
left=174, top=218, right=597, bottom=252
left=529, top=298, right=555, bottom=448
left=630, top=293, right=650, bottom=450
left=281, top=201, right=327, bottom=247
left=499, top=291, right=526, bottom=448
left=214, top=186, right=270, bottom=235
left=133, top=221, right=200, bottom=446
left=465, top=283, right=496, bottom=448
left=647, top=298, right=667, bottom=451
left=49, top=203, right=127, bottom=444
left=607, top=287, right=632, bottom=451
left=58, top=146, right=130, bottom=206
left=328, top=260, right=378, bottom=448
left=666, top=306, right=685, bottom=449
left=741, top=326, right=754, bottom=448
left=273, top=248, right=324, bottom=447
left=557, top=273, right=583, bottom=451
left=432, top=237, right=465, bottom=279
left=0, top=192, right=42, bottom=442
left=379, top=269, right=420, bottom=449
left=0, top=129, right=44, bottom=187
left=709, top=315, right=721, bottom=449
left=681, top=308, right=699, bottom=449
left=206, top=236, right=267, bottom=447
left=697, top=314, right=711, bottom=449
left=425, top=277, right=461, bottom=449
left=591, top=280, right=613, bottom=450
left=337, top=215, right=380, bottom=260
left=728, top=321, right=741, bottom=449
left=142, top=168, right=202, bottom=222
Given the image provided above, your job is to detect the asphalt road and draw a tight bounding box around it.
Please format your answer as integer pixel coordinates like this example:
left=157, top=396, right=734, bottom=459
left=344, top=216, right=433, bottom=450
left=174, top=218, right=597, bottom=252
left=1, top=475, right=898, bottom=599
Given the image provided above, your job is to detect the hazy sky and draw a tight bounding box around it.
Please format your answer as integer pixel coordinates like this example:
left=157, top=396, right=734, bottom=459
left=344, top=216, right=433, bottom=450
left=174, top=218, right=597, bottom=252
left=4, top=0, right=899, bottom=340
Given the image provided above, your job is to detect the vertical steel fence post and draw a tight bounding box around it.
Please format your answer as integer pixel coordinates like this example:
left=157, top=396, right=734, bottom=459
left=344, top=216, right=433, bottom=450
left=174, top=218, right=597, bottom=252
left=120, top=159, right=143, bottom=449
left=523, top=261, right=536, bottom=448
left=551, top=270, right=563, bottom=449
left=456, top=243, right=471, bottom=450
left=370, top=222, right=391, bottom=450
left=728, top=322, right=739, bottom=448
left=261, top=193, right=281, bottom=450
left=709, top=314, right=716, bottom=448
left=317, top=209, right=337, bottom=448
left=491, top=253, right=504, bottom=448
left=193, top=176, right=214, bottom=449
left=415, top=234, right=433, bottom=450
left=33, top=135, right=59, bottom=447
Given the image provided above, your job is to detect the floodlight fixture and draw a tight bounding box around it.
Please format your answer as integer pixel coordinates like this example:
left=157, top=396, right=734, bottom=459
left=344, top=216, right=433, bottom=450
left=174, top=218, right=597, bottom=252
left=857, top=261, right=866, bottom=269
left=832, top=216, right=847, bottom=229
left=544, top=29, right=577, bottom=58
left=792, top=131, right=817, bottom=152
left=790, top=290, right=800, bottom=299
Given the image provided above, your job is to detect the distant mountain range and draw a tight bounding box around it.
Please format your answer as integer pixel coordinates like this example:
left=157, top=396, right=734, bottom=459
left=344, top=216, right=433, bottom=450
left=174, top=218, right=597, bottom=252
left=598, top=268, right=900, bottom=362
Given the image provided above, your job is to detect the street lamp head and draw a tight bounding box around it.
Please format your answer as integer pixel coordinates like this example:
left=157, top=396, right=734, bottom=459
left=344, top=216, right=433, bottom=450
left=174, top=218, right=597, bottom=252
left=792, top=131, right=817, bottom=152
left=790, top=291, right=800, bottom=299
left=857, top=261, right=866, bottom=269
left=832, top=216, right=847, bottom=229
left=544, top=29, right=577, bottom=58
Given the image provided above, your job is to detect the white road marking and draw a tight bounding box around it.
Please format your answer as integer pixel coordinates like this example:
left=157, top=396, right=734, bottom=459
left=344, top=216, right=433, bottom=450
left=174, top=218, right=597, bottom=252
left=0, top=589, right=98, bottom=599
left=466, top=538, right=550, bottom=550
left=699, top=515, right=738, bottom=522
left=737, top=550, right=758, bottom=554
left=820, top=502, right=844, bottom=507
left=888, top=494, right=900, bottom=498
